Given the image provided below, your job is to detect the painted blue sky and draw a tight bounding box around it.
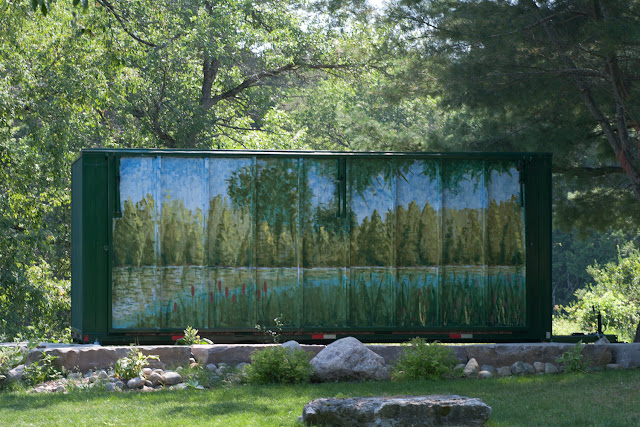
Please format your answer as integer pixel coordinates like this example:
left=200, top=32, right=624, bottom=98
left=160, top=157, right=206, bottom=217
left=119, top=157, right=522, bottom=225
left=351, top=171, right=395, bottom=224
left=119, top=157, right=157, bottom=211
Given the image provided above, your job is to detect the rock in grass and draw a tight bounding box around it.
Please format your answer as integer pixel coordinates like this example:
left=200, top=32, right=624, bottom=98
left=300, top=395, right=491, bottom=426
left=496, top=366, right=512, bottom=377
left=544, top=363, right=559, bottom=374
left=533, top=362, right=545, bottom=374
left=162, top=371, right=183, bottom=386
left=511, top=361, right=534, bottom=375
left=477, top=370, right=493, bottom=379
left=127, top=377, right=145, bottom=389
left=480, top=365, right=496, bottom=375
left=463, top=358, right=479, bottom=377
left=310, top=337, right=389, bottom=382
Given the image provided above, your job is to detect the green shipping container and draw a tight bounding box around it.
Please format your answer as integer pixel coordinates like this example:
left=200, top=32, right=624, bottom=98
left=71, top=149, right=551, bottom=344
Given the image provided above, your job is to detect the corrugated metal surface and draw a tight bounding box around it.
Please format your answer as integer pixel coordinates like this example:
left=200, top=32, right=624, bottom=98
left=71, top=150, right=552, bottom=343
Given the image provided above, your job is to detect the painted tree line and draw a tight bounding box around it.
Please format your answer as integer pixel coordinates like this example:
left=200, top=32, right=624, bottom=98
left=113, top=193, right=524, bottom=268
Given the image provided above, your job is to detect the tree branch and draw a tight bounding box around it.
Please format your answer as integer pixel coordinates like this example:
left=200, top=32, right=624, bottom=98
left=96, top=0, right=158, bottom=48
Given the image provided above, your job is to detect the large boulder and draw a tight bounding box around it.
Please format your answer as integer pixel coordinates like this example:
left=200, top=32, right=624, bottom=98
left=300, top=395, right=491, bottom=426
left=609, top=343, right=640, bottom=368
left=310, top=337, right=390, bottom=382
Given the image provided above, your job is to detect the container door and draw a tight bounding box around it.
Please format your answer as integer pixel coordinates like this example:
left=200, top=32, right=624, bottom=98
left=254, top=157, right=302, bottom=329
left=204, top=157, right=254, bottom=329
left=348, top=158, right=396, bottom=328
left=395, top=159, right=442, bottom=328
left=440, top=160, right=486, bottom=327
left=301, top=158, right=349, bottom=328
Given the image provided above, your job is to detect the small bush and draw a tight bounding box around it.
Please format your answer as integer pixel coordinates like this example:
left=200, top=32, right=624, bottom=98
left=556, top=340, right=588, bottom=373
left=0, top=345, right=26, bottom=376
left=22, top=353, right=63, bottom=386
left=114, top=349, right=159, bottom=381
left=393, top=338, right=459, bottom=380
left=175, top=326, right=213, bottom=345
left=246, top=346, right=313, bottom=384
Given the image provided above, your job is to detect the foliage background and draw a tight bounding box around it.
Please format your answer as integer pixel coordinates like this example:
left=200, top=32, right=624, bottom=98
left=2, top=0, right=640, bottom=340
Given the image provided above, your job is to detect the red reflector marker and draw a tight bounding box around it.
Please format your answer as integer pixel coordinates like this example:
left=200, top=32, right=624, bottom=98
left=172, top=335, right=185, bottom=341
left=449, top=333, right=462, bottom=339
left=84, top=334, right=89, bottom=343
left=311, top=334, right=324, bottom=339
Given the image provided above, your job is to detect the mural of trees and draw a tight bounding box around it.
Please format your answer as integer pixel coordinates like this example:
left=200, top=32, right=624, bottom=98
left=112, top=156, right=527, bottom=330
left=113, top=195, right=156, bottom=267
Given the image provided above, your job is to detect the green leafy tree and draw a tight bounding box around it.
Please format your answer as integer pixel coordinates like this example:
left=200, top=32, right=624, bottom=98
left=564, top=248, right=640, bottom=342
left=387, top=0, right=640, bottom=230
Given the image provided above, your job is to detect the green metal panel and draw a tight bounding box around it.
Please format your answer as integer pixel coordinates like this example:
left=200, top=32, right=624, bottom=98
left=71, top=159, right=83, bottom=338
left=71, top=149, right=552, bottom=344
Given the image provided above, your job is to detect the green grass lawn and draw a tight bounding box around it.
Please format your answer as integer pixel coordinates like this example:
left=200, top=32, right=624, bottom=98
left=2, top=370, right=640, bottom=426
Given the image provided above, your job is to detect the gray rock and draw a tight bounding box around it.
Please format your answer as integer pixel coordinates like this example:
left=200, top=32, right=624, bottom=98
left=510, top=361, right=534, bottom=375
left=205, top=363, right=217, bottom=371
left=496, top=366, right=512, bottom=377
left=147, top=372, right=163, bottom=386
left=595, top=336, right=610, bottom=345
left=454, top=363, right=466, bottom=372
left=606, top=363, right=623, bottom=370
left=477, top=370, right=493, bottom=379
left=7, top=365, right=25, bottom=382
left=56, top=385, right=66, bottom=393
left=281, top=340, right=302, bottom=352
left=480, top=365, right=496, bottom=375
left=236, top=362, right=250, bottom=371
left=127, top=377, right=145, bottom=389
left=544, top=363, right=559, bottom=374
left=145, top=380, right=153, bottom=387
left=609, top=343, right=640, bottom=368
left=104, top=382, right=120, bottom=392
left=310, top=337, right=390, bottom=382
left=162, top=371, right=183, bottom=386
left=463, top=358, right=479, bottom=377
left=300, top=395, right=491, bottom=426
left=98, top=370, right=109, bottom=380
left=170, top=383, right=188, bottom=390
left=142, top=368, right=153, bottom=376
left=67, top=372, right=82, bottom=380
left=142, top=386, right=155, bottom=392
left=533, top=362, right=545, bottom=374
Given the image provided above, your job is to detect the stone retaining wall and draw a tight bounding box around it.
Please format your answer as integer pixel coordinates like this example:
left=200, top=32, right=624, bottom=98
left=6, top=341, right=640, bottom=373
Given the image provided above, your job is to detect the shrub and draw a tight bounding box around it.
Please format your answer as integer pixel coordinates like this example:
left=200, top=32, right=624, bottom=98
left=175, top=326, right=213, bottom=345
left=22, top=353, right=63, bottom=386
left=392, top=338, right=459, bottom=380
left=562, top=248, right=640, bottom=342
left=556, top=340, right=588, bottom=373
left=246, top=346, right=313, bottom=384
left=0, top=345, right=26, bottom=376
left=114, top=349, right=159, bottom=381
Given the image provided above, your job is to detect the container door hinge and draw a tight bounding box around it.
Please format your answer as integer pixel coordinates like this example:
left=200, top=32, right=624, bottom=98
left=104, top=245, right=109, bottom=252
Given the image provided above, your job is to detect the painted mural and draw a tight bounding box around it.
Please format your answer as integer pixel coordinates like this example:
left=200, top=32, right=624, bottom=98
left=112, top=156, right=525, bottom=331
